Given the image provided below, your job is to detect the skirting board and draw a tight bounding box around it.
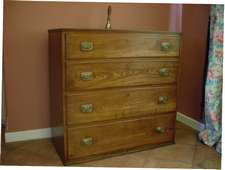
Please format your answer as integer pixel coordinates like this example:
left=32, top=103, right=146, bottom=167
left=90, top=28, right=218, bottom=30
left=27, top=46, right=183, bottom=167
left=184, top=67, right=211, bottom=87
left=5, top=128, right=52, bottom=143
left=176, top=112, right=205, bottom=131
left=5, top=112, right=205, bottom=143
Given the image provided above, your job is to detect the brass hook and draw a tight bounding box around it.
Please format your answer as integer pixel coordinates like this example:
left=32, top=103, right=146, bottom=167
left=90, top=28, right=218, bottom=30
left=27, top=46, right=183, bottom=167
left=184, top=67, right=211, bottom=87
left=105, top=5, right=112, bottom=30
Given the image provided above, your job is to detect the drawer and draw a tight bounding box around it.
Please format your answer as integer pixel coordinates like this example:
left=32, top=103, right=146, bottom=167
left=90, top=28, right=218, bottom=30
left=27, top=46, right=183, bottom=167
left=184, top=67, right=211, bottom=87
left=67, top=113, right=175, bottom=159
left=66, top=85, right=176, bottom=125
left=65, top=32, right=180, bottom=59
left=66, top=59, right=178, bottom=90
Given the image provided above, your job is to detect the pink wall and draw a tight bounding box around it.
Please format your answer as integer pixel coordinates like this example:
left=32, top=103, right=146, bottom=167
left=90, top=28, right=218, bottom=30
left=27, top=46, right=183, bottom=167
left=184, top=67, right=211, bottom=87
left=169, top=4, right=182, bottom=32
left=4, top=1, right=171, bottom=132
left=3, top=1, right=210, bottom=132
left=168, top=4, right=210, bottom=121
left=177, top=4, right=210, bottom=121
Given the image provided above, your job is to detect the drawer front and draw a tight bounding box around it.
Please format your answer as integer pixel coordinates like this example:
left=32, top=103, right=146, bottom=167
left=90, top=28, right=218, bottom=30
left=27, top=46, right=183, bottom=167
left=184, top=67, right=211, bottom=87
left=66, top=32, right=180, bottom=59
left=66, top=85, right=176, bottom=125
left=66, top=59, right=178, bottom=90
left=67, top=113, right=175, bottom=159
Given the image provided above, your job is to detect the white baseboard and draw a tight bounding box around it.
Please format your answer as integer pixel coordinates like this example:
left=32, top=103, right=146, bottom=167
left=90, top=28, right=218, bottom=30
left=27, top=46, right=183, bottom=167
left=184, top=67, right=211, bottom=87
left=5, top=112, right=205, bottom=143
left=5, top=128, right=52, bottom=143
left=176, top=112, right=205, bottom=131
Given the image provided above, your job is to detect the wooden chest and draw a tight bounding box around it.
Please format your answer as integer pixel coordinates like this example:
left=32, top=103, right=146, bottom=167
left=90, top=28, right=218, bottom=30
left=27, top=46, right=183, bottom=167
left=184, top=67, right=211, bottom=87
left=49, top=29, right=180, bottom=165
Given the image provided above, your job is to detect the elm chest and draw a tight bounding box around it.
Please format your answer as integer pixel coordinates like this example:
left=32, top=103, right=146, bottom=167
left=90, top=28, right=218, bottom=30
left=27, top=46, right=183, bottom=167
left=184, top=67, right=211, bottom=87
left=49, top=29, right=180, bottom=165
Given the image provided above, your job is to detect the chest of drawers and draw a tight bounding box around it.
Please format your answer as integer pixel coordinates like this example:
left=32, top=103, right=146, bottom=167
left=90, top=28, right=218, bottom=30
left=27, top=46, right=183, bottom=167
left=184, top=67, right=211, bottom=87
left=49, top=29, right=180, bottom=165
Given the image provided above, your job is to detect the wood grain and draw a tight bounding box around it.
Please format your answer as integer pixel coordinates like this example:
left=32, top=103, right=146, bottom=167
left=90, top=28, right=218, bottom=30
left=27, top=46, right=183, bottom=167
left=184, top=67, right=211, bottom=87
left=65, top=32, right=180, bottom=59
left=49, top=31, right=67, bottom=161
left=66, top=59, right=178, bottom=90
left=65, top=141, right=174, bottom=165
left=48, top=29, right=180, bottom=164
left=66, top=85, right=176, bottom=125
left=67, top=113, right=175, bottom=159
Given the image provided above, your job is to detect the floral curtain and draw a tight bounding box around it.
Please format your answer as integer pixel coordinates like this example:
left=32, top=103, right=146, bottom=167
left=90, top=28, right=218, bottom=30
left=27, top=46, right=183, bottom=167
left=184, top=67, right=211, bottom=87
left=198, top=5, right=223, bottom=153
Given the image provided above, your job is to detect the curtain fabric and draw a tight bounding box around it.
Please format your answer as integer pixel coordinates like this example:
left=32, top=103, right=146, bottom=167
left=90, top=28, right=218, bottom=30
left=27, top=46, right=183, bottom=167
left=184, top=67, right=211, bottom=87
left=198, top=5, right=224, bottom=153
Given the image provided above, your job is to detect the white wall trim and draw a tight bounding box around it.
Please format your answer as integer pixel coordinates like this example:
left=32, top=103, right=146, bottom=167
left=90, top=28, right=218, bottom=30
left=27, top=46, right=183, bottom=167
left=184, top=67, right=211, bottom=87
left=176, top=112, right=205, bottom=131
left=5, top=128, right=52, bottom=143
left=5, top=113, right=205, bottom=143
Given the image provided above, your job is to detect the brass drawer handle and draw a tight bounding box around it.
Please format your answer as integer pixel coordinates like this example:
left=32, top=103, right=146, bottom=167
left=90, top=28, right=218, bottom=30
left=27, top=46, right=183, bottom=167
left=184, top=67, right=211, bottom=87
left=159, top=68, right=169, bottom=77
left=80, top=103, right=93, bottom=113
left=80, top=41, right=93, bottom=51
left=81, top=137, right=93, bottom=145
left=80, top=72, right=93, bottom=81
left=156, top=126, right=165, bottom=133
left=158, top=96, right=168, bottom=104
left=160, top=42, right=171, bottom=51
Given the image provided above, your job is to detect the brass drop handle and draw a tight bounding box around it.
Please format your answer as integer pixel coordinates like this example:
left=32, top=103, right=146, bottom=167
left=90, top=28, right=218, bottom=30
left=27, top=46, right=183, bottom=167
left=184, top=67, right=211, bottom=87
left=80, top=72, right=93, bottom=81
left=80, top=41, right=94, bottom=51
left=160, top=42, right=171, bottom=51
left=159, top=68, right=169, bottom=77
left=156, top=126, right=166, bottom=133
left=81, top=137, right=93, bottom=145
left=158, top=96, right=168, bottom=104
left=80, top=104, right=93, bottom=113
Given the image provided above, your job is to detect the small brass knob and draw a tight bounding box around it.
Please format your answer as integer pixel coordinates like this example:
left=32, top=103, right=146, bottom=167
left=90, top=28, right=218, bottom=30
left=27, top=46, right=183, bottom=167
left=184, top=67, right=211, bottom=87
left=80, top=104, right=93, bottom=113
left=159, top=68, right=169, bottom=77
left=80, top=72, right=93, bottom=81
left=156, top=126, right=165, bottom=133
left=158, top=96, right=168, bottom=104
left=81, top=137, right=93, bottom=145
left=160, top=42, right=171, bottom=51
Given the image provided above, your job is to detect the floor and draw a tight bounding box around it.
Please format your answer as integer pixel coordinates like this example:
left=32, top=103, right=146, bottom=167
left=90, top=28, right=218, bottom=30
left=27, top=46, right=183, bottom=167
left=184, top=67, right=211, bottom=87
left=1, top=121, right=221, bottom=169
